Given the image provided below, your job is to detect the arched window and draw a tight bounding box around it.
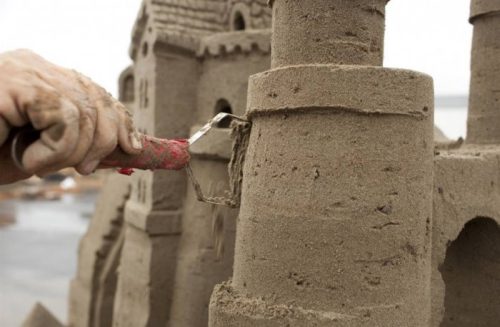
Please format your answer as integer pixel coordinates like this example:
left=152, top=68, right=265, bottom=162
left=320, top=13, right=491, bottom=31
left=214, top=99, right=233, bottom=128
left=123, top=75, right=135, bottom=103
left=229, top=4, right=250, bottom=32
left=233, top=11, right=246, bottom=31
left=139, top=79, right=149, bottom=109
left=118, top=67, right=135, bottom=104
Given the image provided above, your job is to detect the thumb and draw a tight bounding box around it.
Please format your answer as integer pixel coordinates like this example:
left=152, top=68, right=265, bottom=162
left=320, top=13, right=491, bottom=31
left=22, top=97, right=80, bottom=174
left=116, top=103, right=143, bottom=155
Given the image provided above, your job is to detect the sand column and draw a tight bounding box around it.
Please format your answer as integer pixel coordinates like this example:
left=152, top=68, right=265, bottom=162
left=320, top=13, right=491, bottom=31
left=209, top=1, right=435, bottom=326
left=271, top=0, right=386, bottom=67
left=467, top=0, right=500, bottom=144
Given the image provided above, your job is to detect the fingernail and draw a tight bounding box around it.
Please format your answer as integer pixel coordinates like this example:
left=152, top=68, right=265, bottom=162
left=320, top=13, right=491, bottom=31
left=130, top=132, right=143, bottom=150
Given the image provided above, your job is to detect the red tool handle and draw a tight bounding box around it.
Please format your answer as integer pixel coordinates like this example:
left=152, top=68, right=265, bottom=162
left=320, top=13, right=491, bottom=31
left=101, top=135, right=190, bottom=172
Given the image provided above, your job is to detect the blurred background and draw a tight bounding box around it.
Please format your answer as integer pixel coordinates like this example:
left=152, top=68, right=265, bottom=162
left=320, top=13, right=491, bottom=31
left=0, top=0, right=471, bottom=325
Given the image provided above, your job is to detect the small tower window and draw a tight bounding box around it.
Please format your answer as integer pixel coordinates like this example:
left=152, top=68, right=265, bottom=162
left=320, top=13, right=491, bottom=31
left=123, top=75, right=135, bottom=102
left=214, top=99, right=233, bottom=128
left=142, top=42, right=149, bottom=57
left=233, top=11, right=246, bottom=31
left=139, top=78, right=149, bottom=109
left=229, top=4, right=250, bottom=31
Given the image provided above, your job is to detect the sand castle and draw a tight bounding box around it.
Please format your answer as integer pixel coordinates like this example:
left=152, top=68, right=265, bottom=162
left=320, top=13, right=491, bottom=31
left=22, top=0, right=500, bottom=326
left=69, top=1, right=271, bottom=326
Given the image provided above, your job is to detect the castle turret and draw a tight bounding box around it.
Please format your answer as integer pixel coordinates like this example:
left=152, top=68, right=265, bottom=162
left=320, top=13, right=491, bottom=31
left=168, top=29, right=271, bottom=327
left=113, top=1, right=272, bottom=326
left=210, top=1, right=435, bottom=326
left=466, top=0, right=500, bottom=143
left=113, top=2, right=206, bottom=325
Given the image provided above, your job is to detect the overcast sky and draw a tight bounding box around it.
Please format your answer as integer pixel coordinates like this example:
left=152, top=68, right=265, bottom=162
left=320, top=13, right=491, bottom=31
left=0, top=0, right=472, bottom=97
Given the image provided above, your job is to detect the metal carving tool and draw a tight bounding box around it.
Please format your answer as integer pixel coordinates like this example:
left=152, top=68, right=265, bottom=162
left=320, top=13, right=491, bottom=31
left=188, top=112, right=247, bottom=145
left=11, top=113, right=249, bottom=207
left=186, top=112, right=249, bottom=207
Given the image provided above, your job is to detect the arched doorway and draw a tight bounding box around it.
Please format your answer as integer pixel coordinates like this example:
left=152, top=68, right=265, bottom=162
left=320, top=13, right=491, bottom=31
left=439, top=217, right=500, bottom=326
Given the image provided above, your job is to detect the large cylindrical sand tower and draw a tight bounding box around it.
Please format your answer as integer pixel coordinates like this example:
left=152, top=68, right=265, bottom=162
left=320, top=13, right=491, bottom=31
left=467, top=0, right=500, bottom=144
left=210, top=1, right=435, bottom=326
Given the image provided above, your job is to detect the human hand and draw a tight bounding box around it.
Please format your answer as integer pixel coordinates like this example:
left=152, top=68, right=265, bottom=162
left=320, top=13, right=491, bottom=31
left=0, top=49, right=143, bottom=184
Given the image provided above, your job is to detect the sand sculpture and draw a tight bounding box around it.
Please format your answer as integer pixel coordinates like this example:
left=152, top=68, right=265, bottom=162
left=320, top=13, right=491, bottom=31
left=107, top=1, right=271, bottom=327
left=67, top=173, right=130, bottom=327
left=167, top=26, right=271, bottom=327
left=210, top=0, right=435, bottom=325
left=22, top=0, right=500, bottom=326
left=207, top=0, right=500, bottom=326
left=432, top=0, right=500, bottom=325
left=21, top=303, right=64, bottom=327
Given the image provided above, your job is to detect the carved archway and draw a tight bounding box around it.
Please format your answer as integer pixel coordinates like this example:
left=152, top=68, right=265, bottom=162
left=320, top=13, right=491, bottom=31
left=439, top=217, right=500, bottom=326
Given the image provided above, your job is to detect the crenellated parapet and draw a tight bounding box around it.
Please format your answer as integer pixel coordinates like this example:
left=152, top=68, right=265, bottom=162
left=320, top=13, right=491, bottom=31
left=197, top=30, right=271, bottom=58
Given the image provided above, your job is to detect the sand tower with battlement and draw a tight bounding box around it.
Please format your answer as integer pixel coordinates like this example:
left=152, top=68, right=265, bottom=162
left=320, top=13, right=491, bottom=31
left=210, top=1, right=435, bottom=325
